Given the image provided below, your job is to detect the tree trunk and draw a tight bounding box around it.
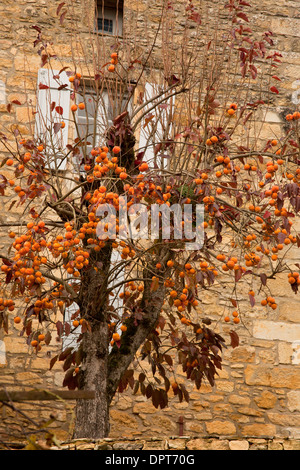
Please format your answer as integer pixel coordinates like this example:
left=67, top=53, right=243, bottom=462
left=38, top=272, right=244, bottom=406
left=73, top=320, right=110, bottom=439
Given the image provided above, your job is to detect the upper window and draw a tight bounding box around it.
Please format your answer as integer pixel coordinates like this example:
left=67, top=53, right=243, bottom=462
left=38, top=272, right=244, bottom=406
left=74, top=81, right=131, bottom=171
left=96, top=0, right=123, bottom=36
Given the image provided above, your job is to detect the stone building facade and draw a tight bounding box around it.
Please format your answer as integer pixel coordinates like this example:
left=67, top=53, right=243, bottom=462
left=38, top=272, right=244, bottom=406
left=0, top=0, right=300, bottom=447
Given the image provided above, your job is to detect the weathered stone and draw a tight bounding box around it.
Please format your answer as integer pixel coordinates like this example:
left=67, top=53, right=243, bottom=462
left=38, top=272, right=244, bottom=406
left=229, top=346, right=256, bottom=363
left=278, top=302, right=300, bottom=323
left=237, top=406, right=263, bottom=417
left=109, top=410, right=139, bottom=429
left=228, top=394, right=251, bottom=406
left=186, top=438, right=209, bottom=450
left=268, top=412, right=300, bottom=427
left=245, top=365, right=300, bottom=389
left=278, top=342, right=294, bottom=364
left=205, top=420, right=236, bottom=436
left=229, top=440, right=250, bottom=450
left=167, top=438, right=186, bottom=450
left=283, top=439, right=300, bottom=450
left=15, top=371, right=43, bottom=385
left=241, top=423, right=276, bottom=438
left=253, top=321, right=300, bottom=343
left=132, top=401, right=158, bottom=415
left=186, top=438, right=230, bottom=450
left=287, top=391, right=300, bottom=412
left=254, top=391, right=277, bottom=409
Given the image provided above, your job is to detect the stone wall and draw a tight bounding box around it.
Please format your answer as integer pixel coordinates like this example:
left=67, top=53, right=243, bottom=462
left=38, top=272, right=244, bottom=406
left=0, top=0, right=300, bottom=445
left=5, top=436, right=300, bottom=451
left=46, top=436, right=300, bottom=450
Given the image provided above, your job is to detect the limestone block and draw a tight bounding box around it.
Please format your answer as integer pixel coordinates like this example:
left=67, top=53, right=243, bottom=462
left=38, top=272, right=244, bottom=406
left=287, top=391, right=300, bottom=412
left=241, top=423, right=276, bottom=438
left=205, top=420, right=236, bottom=436
left=245, top=364, right=300, bottom=389
left=278, top=302, right=300, bottom=323
left=254, top=390, right=277, bottom=409
left=110, top=409, right=139, bottom=429
left=229, top=440, right=250, bottom=450
left=253, top=320, right=300, bottom=343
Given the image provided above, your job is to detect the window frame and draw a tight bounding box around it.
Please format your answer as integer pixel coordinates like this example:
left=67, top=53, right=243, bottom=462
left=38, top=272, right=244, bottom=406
left=95, top=0, right=124, bottom=37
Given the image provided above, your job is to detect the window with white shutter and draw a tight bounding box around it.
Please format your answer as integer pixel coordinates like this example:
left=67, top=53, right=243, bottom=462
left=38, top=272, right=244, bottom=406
left=35, top=69, right=70, bottom=170
left=138, top=83, right=174, bottom=171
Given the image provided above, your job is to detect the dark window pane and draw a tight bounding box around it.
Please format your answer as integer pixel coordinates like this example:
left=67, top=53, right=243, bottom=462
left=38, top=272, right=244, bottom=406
left=97, top=17, right=113, bottom=33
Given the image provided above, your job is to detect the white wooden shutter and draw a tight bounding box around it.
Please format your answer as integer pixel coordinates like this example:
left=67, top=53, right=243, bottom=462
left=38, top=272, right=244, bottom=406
left=63, top=300, right=80, bottom=350
left=138, top=83, right=174, bottom=170
left=35, top=69, right=70, bottom=170
left=0, top=340, right=6, bottom=365
left=109, top=249, right=125, bottom=314
left=97, top=90, right=113, bottom=144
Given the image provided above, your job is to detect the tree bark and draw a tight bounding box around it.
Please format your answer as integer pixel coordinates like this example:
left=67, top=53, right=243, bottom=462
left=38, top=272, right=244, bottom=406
left=72, top=241, right=114, bottom=439
left=73, top=320, right=110, bottom=439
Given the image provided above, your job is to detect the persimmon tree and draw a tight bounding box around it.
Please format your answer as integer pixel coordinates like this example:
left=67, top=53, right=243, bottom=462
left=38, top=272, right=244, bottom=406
left=0, top=0, right=300, bottom=439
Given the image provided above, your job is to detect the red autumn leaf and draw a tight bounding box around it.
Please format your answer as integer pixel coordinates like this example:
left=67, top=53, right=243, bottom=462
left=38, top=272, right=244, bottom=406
left=55, top=106, right=64, bottom=115
left=270, top=86, right=279, bottom=94
left=237, top=12, right=249, bottom=22
left=56, top=2, right=66, bottom=16
left=230, top=330, right=239, bottom=348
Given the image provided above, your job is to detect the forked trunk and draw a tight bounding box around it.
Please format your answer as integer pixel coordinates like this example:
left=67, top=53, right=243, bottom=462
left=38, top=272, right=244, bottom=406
left=73, top=321, right=110, bottom=439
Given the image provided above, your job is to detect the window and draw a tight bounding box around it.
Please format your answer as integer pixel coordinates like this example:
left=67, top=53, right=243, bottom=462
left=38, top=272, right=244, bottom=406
left=138, top=82, right=175, bottom=171
left=74, top=81, right=131, bottom=170
left=35, top=69, right=70, bottom=170
left=96, top=0, right=123, bottom=36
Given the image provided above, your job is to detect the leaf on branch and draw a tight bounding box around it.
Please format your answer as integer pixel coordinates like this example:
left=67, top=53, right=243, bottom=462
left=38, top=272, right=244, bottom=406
left=63, top=353, right=74, bottom=371
left=237, top=12, right=249, bottom=22
left=249, top=293, right=255, bottom=307
left=188, top=12, right=202, bottom=25
left=56, top=2, right=66, bottom=16
left=165, top=74, right=181, bottom=86
left=63, top=367, right=77, bottom=389
left=32, top=25, right=42, bottom=33
left=41, top=54, right=48, bottom=67
left=39, top=83, right=49, bottom=90
left=146, top=384, right=153, bottom=399
left=60, top=10, right=67, bottom=25
left=133, top=380, right=139, bottom=395
left=49, top=355, right=58, bottom=370
left=260, top=273, right=267, bottom=286
left=64, top=322, right=71, bottom=337
left=59, top=346, right=73, bottom=361
left=0, top=312, right=8, bottom=334
left=229, top=330, right=239, bottom=348
left=270, top=86, right=279, bottom=94
left=44, top=331, right=52, bottom=346
left=56, top=320, right=64, bottom=338
left=143, top=113, right=154, bottom=128
left=53, top=122, right=62, bottom=134
left=180, top=383, right=190, bottom=403
left=55, top=106, right=64, bottom=115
